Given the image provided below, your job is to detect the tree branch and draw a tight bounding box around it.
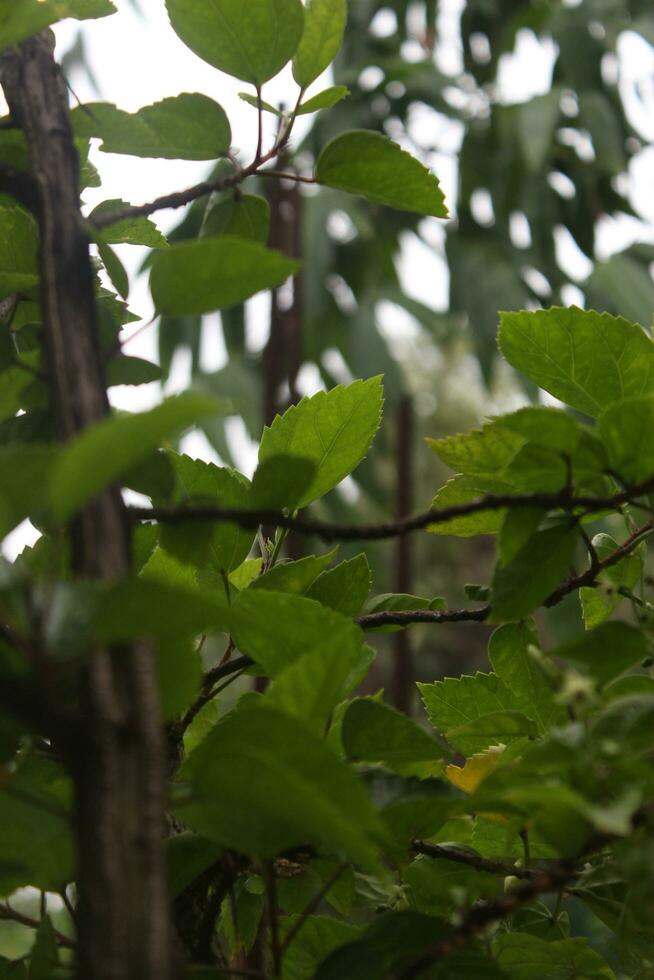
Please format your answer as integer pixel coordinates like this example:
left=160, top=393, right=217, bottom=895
left=129, top=478, right=654, bottom=543
left=0, top=903, right=76, bottom=949
left=410, top=840, right=538, bottom=879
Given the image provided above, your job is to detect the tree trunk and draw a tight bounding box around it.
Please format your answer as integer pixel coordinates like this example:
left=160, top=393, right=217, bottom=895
left=0, top=36, right=172, bottom=980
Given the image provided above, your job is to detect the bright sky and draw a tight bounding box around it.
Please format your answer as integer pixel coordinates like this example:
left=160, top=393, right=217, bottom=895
left=2, top=0, right=654, bottom=558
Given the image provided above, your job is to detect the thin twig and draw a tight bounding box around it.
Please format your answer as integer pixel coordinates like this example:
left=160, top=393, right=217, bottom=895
left=129, top=477, right=654, bottom=543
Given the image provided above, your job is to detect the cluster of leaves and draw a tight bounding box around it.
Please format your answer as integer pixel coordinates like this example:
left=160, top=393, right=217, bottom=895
left=0, top=1, right=654, bottom=979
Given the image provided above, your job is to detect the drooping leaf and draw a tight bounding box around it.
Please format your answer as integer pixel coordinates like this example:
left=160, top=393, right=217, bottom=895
left=342, top=698, right=449, bottom=772
left=490, top=523, right=578, bottom=622
left=316, top=131, right=448, bottom=218
left=177, top=705, right=387, bottom=867
left=150, top=237, right=299, bottom=316
left=89, top=201, right=168, bottom=247
left=292, top=0, right=347, bottom=89
left=72, top=94, right=231, bottom=159
left=498, top=307, right=654, bottom=418
left=165, top=0, right=305, bottom=84
left=201, top=194, right=270, bottom=242
left=50, top=393, right=225, bottom=521
left=599, top=395, right=654, bottom=483
left=489, top=623, right=563, bottom=733
left=258, top=377, right=383, bottom=508
left=0, top=0, right=115, bottom=50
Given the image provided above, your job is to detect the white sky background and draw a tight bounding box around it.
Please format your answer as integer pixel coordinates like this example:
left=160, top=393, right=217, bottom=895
left=3, top=0, right=654, bottom=558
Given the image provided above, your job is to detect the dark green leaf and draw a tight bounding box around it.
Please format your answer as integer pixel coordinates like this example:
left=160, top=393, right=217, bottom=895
left=342, top=698, right=448, bottom=771
left=490, top=524, right=577, bottom=622
left=201, top=194, right=270, bottom=242
left=306, top=554, right=372, bottom=616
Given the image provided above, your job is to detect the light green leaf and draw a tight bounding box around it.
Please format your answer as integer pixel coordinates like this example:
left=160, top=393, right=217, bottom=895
left=201, top=194, right=270, bottom=242
left=177, top=705, right=387, bottom=867
left=0, top=205, right=39, bottom=300
left=50, top=393, right=224, bottom=521
left=552, top=622, right=648, bottom=688
left=490, top=523, right=578, bottom=622
left=498, top=307, right=654, bottom=418
left=496, top=406, right=581, bottom=453
left=249, top=454, right=317, bottom=510
left=342, top=698, right=448, bottom=771
left=89, top=201, right=168, bottom=247
left=316, top=131, right=448, bottom=218
left=493, top=934, right=615, bottom=979
left=72, top=94, right=231, bottom=159
left=0, top=445, right=56, bottom=539
left=0, top=0, right=115, bottom=50
left=427, top=419, right=523, bottom=480
left=306, top=554, right=372, bottom=616
left=251, top=550, right=335, bottom=595
left=489, top=623, right=563, bottom=732
left=165, top=0, right=305, bottom=84
left=258, top=377, right=383, bottom=508
left=419, top=671, right=531, bottom=755
left=238, top=91, right=283, bottom=115
left=297, top=85, right=350, bottom=114
left=293, top=0, right=347, bottom=88
left=106, top=355, right=163, bottom=387
left=160, top=454, right=254, bottom=574
left=150, top=237, right=299, bottom=316
left=599, top=395, right=654, bottom=483
left=158, top=637, right=202, bottom=721
left=428, top=476, right=506, bottom=538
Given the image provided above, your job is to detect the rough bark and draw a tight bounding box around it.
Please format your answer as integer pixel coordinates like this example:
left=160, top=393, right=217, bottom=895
left=0, top=35, right=172, bottom=980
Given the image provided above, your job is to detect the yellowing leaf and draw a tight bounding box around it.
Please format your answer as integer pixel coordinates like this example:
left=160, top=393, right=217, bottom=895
left=445, top=745, right=506, bottom=794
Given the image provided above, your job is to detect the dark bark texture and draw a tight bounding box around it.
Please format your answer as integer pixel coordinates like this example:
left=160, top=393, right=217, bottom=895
left=0, top=35, right=172, bottom=980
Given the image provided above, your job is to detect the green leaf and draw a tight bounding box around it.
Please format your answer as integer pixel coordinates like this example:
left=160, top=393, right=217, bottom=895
left=0, top=444, right=55, bottom=539
left=97, top=239, right=129, bottom=299
left=0, top=205, right=39, bottom=300
left=28, top=916, right=59, bottom=980
left=72, top=94, right=231, bottom=159
left=258, top=378, right=383, bottom=508
left=230, top=589, right=363, bottom=678
left=498, top=307, right=654, bottom=418
left=342, top=698, right=448, bottom=772
left=361, top=593, right=445, bottom=632
left=201, top=194, right=270, bottom=242
left=265, top=641, right=373, bottom=733
left=427, top=419, right=523, bottom=480
left=493, top=934, right=615, bottom=979
left=150, top=237, right=299, bottom=316
left=165, top=0, right=305, bottom=84
left=161, top=453, right=254, bottom=574
left=489, top=623, right=563, bottom=732
left=428, top=476, right=505, bottom=538
left=89, top=201, right=168, bottom=247
left=292, top=0, right=347, bottom=88
left=50, top=393, right=224, bottom=521
left=445, top=710, right=537, bottom=746
left=316, top=131, right=448, bottom=218
left=107, top=355, right=163, bottom=387
left=419, top=672, right=531, bottom=755
left=158, top=637, right=202, bottom=721
left=282, top=916, right=361, bottom=980
left=0, top=0, right=115, bottom=49
left=238, top=91, right=283, bottom=115
left=167, top=832, right=222, bottom=898
left=297, top=85, right=350, bottom=114
left=249, top=455, right=317, bottom=510
left=177, top=705, right=387, bottom=867
left=580, top=533, right=644, bottom=629
left=551, top=622, right=648, bottom=688
left=518, top=89, right=561, bottom=172
left=251, top=551, right=335, bottom=595
left=599, top=395, right=654, bottom=483
left=306, top=554, right=372, bottom=616
left=490, top=524, right=577, bottom=622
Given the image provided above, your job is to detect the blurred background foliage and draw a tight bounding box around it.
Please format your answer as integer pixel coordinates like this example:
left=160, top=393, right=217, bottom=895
left=63, top=0, right=654, bottom=704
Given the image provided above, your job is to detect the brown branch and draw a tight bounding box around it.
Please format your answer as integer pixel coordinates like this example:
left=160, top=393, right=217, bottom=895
left=357, top=605, right=490, bottom=630
left=129, top=477, right=654, bottom=543
left=0, top=903, right=76, bottom=949
left=410, top=840, right=538, bottom=879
